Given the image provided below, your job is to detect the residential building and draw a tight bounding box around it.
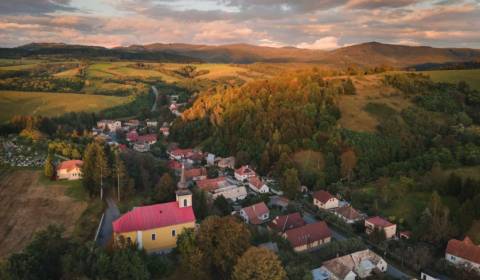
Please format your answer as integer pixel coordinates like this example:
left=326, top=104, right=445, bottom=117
left=168, top=148, right=194, bottom=160
left=239, top=202, right=270, bottom=225
left=248, top=176, right=269, bottom=193
left=133, top=142, right=150, bottom=152
left=97, top=120, right=122, bottom=132
left=313, top=190, right=339, bottom=210
left=268, top=195, right=289, bottom=210
left=126, top=130, right=139, bottom=142
left=196, top=176, right=227, bottom=192
left=365, top=216, right=397, bottom=239
left=146, top=120, right=158, bottom=128
left=269, top=212, right=306, bottom=233
left=160, top=126, right=170, bottom=137
left=137, top=134, right=157, bottom=145
left=56, top=160, right=83, bottom=180
left=234, top=165, right=256, bottom=181
left=445, top=237, right=480, bottom=271
left=317, top=249, right=387, bottom=279
left=333, top=205, right=363, bottom=224
left=112, top=191, right=195, bottom=252
left=212, top=184, right=247, bottom=202
left=206, top=153, right=215, bottom=165
left=217, top=156, right=235, bottom=169
left=184, top=167, right=207, bottom=182
left=283, top=221, right=331, bottom=252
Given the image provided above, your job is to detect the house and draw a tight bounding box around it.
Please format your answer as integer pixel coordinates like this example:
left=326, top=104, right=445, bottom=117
left=217, top=156, right=235, bottom=169
left=317, top=249, right=388, bottom=279
left=234, top=165, right=256, bottom=181
left=420, top=271, right=448, bottom=280
left=268, top=195, right=289, bottom=210
left=365, top=216, right=397, bottom=239
left=168, top=148, right=194, bottom=160
left=57, top=160, right=83, bottom=180
left=248, top=176, right=269, bottom=193
left=127, top=130, right=139, bottom=142
left=333, top=205, right=363, bottom=224
left=133, top=142, right=150, bottom=152
left=239, top=202, right=270, bottom=225
left=146, top=119, right=158, bottom=128
left=283, top=221, right=331, bottom=252
left=196, top=176, right=226, bottom=191
left=137, top=134, right=157, bottom=145
left=206, top=153, right=215, bottom=165
left=399, top=231, right=412, bottom=240
left=160, top=126, right=170, bottom=137
left=445, top=237, right=480, bottom=271
left=184, top=167, right=207, bottom=181
left=167, top=160, right=182, bottom=174
left=112, top=185, right=195, bottom=253
left=313, top=190, right=339, bottom=210
left=97, top=120, right=122, bottom=132
left=212, top=184, right=248, bottom=202
left=125, top=119, right=140, bottom=128
left=269, top=212, right=306, bottom=233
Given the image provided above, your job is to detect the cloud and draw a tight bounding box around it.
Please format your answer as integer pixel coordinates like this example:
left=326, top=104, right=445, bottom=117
left=296, top=36, right=342, bottom=50
left=345, top=0, right=421, bottom=9
left=0, top=0, right=76, bottom=15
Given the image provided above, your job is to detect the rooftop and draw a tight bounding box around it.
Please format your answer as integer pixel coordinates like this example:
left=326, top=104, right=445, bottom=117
left=446, top=237, right=480, bottom=264
left=284, top=221, right=331, bottom=248
left=313, top=190, right=336, bottom=204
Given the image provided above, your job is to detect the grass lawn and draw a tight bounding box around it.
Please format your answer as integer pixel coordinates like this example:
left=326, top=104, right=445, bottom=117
left=421, top=69, right=480, bottom=91
left=0, top=90, right=128, bottom=123
left=446, top=165, right=480, bottom=180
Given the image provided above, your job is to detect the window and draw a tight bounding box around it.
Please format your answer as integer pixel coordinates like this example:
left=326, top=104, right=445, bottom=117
left=172, top=230, right=176, bottom=237
left=183, top=199, right=187, bottom=207
left=152, top=233, right=156, bottom=241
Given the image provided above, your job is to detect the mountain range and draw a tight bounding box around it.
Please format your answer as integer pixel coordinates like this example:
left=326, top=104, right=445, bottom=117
left=2, top=42, right=480, bottom=69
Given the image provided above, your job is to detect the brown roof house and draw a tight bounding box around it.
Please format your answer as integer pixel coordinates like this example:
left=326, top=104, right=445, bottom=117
left=365, top=216, right=397, bottom=239
left=269, top=212, right=306, bottom=233
left=283, top=221, right=331, bottom=252
left=239, top=202, right=270, bottom=225
left=333, top=205, right=363, bottom=224
left=313, top=249, right=388, bottom=280
left=248, top=176, right=270, bottom=193
left=313, top=190, right=339, bottom=210
left=445, top=237, right=480, bottom=271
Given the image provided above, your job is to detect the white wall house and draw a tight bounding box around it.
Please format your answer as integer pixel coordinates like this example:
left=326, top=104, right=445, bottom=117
left=57, top=160, right=83, bottom=180
left=445, top=237, right=480, bottom=271
left=248, top=176, right=270, bottom=193
left=313, top=190, right=339, bottom=210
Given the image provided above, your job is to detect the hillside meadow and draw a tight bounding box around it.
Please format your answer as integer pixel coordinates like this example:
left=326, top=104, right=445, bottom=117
left=421, top=69, right=480, bottom=91
left=0, top=90, right=128, bottom=123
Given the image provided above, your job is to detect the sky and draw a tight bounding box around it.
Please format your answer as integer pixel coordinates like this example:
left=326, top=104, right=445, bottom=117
left=0, top=0, right=479, bottom=49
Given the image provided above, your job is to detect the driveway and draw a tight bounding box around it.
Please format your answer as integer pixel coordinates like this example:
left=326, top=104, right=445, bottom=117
left=96, top=197, right=120, bottom=247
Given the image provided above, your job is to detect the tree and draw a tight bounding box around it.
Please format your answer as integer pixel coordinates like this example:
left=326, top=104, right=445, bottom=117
left=282, top=168, right=300, bottom=199
left=176, top=228, right=210, bottom=280
left=197, top=216, right=251, bottom=278
left=193, top=189, right=209, bottom=220
left=232, top=247, right=287, bottom=280
left=343, top=78, right=356, bottom=95
left=154, top=173, right=175, bottom=203
left=213, top=195, right=232, bottom=216
left=340, top=148, right=357, bottom=182
left=82, top=142, right=110, bottom=197
left=71, top=148, right=81, bottom=159
left=114, top=152, right=128, bottom=201
left=44, top=154, right=55, bottom=179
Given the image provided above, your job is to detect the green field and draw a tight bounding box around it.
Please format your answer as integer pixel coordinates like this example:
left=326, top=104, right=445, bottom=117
left=0, top=90, right=128, bottom=123
left=421, top=69, right=480, bottom=91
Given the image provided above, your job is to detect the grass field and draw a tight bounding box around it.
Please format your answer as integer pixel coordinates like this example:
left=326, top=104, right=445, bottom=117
left=421, top=69, right=480, bottom=91
left=0, top=90, right=128, bottom=123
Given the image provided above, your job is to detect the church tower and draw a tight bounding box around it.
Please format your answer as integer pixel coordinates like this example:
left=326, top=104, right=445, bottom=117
left=176, top=160, right=192, bottom=208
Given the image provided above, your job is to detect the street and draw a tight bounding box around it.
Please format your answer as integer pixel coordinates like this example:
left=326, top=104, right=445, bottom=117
left=96, top=197, right=120, bottom=247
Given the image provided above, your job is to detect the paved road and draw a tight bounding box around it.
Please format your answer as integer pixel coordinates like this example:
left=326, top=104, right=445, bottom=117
left=151, top=86, right=159, bottom=112
left=96, top=198, right=120, bottom=247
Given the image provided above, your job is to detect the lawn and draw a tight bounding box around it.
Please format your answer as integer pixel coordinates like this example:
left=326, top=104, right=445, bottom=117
left=421, top=69, right=480, bottom=91
left=445, top=165, right=480, bottom=180
left=0, top=90, right=128, bottom=123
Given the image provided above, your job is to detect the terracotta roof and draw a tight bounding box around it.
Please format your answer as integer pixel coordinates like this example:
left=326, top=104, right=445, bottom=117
left=269, top=212, right=306, bottom=232
left=365, top=216, right=394, bottom=228
left=313, top=190, right=336, bottom=204
left=235, top=165, right=256, bottom=176
left=137, top=134, right=157, bottom=143
left=57, top=160, right=83, bottom=172
left=446, top=237, right=480, bottom=264
left=184, top=168, right=206, bottom=179
left=126, top=130, right=138, bottom=142
left=334, top=206, right=361, bottom=220
left=248, top=176, right=265, bottom=190
left=167, top=160, right=182, bottom=170
left=113, top=201, right=195, bottom=233
left=242, top=202, right=269, bottom=225
left=196, top=177, right=226, bottom=191
left=284, top=221, right=331, bottom=248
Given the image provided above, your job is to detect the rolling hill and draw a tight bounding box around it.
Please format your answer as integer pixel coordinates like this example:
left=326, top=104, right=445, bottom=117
left=1, top=42, right=480, bottom=68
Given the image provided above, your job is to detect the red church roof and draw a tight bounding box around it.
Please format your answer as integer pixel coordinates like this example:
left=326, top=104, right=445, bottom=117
left=56, top=160, right=83, bottom=172
left=113, top=202, right=195, bottom=233
left=446, top=237, right=480, bottom=264
left=284, top=221, right=331, bottom=248
left=312, top=190, right=336, bottom=204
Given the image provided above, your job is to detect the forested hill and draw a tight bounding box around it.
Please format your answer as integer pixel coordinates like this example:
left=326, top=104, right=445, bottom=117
left=0, top=43, right=200, bottom=62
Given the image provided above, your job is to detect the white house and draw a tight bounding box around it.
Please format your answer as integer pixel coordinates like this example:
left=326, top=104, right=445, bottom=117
left=445, top=237, right=480, bottom=271
left=57, top=160, right=83, bottom=180
left=365, top=216, right=397, bottom=240
left=239, top=202, right=269, bottom=225
left=133, top=142, right=150, bottom=153
left=217, top=156, right=235, bottom=169
left=319, top=249, right=388, bottom=279
left=212, top=185, right=247, bottom=202
left=248, top=176, right=269, bottom=193
left=146, top=120, right=158, bottom=128
left=97, top=120, right=121, bottom=132
left=313, top=190, right=339, bottom=210
left=234, top=165, right=256, bottom=181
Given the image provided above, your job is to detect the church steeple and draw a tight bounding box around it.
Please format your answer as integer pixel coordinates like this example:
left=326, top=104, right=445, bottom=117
left=176, top=159, right=192, bottom=208
left=177, top=160, right=187, bottom=189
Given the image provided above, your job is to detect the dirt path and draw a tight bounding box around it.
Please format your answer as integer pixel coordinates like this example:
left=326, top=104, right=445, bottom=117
left=0, top=170, right=88, bottom=259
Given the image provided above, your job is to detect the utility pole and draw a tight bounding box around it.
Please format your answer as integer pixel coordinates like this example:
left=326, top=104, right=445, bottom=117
left=100, top=167, right=103, bottom=200
left=117, top=167, right=120, bottom=202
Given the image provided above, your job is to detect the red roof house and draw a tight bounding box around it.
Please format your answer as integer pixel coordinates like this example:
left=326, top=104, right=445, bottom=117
left=168, top=148, right=194, bottom=160
left=137, top=134, right=157, bottom=144
left=240, top=202, right=270, bottom=225
left=269, top=212, right=306, bottom=233
left=184, top=167, right=207, bottom=181
left=127, top=130, right=139, bottom=142
left=446, top=237, right=480, bottom=267
left=312, top=190, right=339, bottom=209
left=196, top=177, right=227, bottom=192
left=234, top=165, right=256, bottom=181
left=56, top=160, right=83, bottom=180
left=248, top=176, right=269, bottom=193
left=365, top=216, right=397, bottom=239
left=283, top=221, right=332, bottom=252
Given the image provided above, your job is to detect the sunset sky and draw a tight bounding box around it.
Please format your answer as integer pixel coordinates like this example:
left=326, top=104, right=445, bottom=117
left=0, top=0, right=479, bottom=49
